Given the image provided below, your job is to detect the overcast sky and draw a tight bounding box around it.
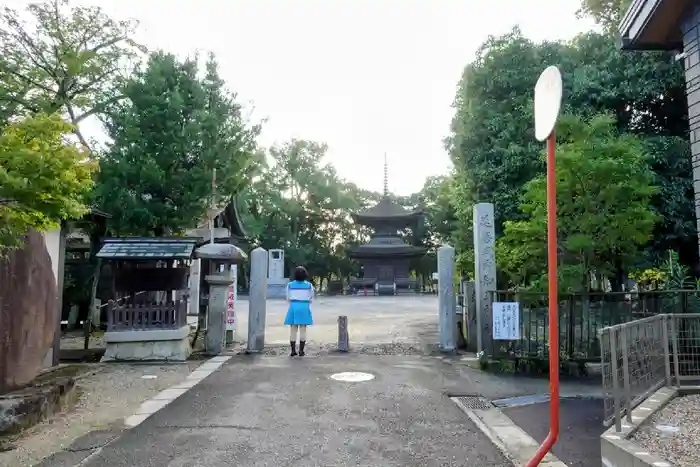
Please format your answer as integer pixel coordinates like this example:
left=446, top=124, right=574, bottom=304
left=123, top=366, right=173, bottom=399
left=11, top=0, right=595, bottom=195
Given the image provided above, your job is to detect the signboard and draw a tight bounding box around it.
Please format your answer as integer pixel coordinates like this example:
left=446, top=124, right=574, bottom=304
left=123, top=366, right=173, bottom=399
left=226, top=265, right=238, bottom=332
left=492, top=302, right=520, bottom=340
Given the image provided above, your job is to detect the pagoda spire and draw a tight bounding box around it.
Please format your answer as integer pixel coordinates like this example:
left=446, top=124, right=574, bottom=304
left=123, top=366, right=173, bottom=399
left=383, top=153, right=388, bottom=197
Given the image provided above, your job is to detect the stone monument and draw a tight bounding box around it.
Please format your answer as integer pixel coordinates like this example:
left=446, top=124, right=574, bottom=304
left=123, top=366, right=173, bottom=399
left=473, top=203, right=496, bottom=353
left=266, top=249, right=288, bottom=299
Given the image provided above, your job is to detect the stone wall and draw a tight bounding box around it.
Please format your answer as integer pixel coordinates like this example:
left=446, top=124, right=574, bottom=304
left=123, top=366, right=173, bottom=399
left=0, top=231, right=58, bottom=394
left=684, top=4, right=700, bottom=252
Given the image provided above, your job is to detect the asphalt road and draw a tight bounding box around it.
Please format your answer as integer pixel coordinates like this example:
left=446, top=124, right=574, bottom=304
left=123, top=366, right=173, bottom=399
left=503, top=398, right=605, bottom=467
left=76, top=354, right=511, bottom=467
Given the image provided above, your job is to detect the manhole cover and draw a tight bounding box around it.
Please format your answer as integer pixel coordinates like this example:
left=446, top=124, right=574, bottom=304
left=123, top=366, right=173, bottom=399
left=455, top=396, right=493, bottom=410
left=330, top=372, right=375, bottom=382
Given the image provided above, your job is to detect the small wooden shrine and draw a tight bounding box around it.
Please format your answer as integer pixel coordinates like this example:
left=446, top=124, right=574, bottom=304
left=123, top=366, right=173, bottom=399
left=96, top=237, right=199, bottom=361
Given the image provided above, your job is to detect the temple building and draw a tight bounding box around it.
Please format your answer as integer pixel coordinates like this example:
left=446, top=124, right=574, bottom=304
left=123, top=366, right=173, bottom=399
left=347, top=158, right=426, bottom=295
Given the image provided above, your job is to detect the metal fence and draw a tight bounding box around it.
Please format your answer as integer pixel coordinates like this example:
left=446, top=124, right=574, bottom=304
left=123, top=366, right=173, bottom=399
left=490, top=290, right=700, bottom=362
left=600, top=313, right=700, bottom=431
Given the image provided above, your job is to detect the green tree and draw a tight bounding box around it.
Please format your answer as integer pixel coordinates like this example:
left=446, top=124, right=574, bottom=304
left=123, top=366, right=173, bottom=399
left=0, top=113, right=95, bottom=253
left=93, top=51, right=258, bottom=236
left=0, top=0, right=143, bottom=148
left=498, top=114, right=658, bottom=291
left=447, top=27, right=694, bottom=272
left=240, top=139, right=381, bottom=287
left=577, top=0, right=633, bottom=31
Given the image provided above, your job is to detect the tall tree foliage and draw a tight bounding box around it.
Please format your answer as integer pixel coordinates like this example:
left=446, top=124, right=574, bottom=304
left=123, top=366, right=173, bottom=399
left=242, top=139, right=375, bottom=283
left=0, top=0, right=143, bottom=149
left=498, top=114, right=657, bottom=291
left=93, top=52, right=258, bottom=236
left=447, top=26, right=694, bottom=283
left=577, top=0, right=633, bottom=31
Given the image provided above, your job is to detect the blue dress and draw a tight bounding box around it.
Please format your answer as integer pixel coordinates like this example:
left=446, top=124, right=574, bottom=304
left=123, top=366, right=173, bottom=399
left=284, top=280, right=314, bottom=326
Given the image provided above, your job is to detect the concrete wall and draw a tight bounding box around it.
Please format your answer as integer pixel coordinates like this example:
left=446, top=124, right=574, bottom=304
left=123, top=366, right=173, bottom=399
left=683, top=4, right=700, bottom=252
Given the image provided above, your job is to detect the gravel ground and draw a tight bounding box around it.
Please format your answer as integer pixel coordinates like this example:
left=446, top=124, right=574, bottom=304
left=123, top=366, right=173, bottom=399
left=631, top=394, right=700, bottom=467
left=235, top=341, right=442, bottom=356
left=0, top=362, right=200, bottom=467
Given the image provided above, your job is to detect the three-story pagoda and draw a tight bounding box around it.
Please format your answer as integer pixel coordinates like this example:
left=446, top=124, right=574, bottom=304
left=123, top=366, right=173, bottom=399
left=347, top=158, right=426, bottom=295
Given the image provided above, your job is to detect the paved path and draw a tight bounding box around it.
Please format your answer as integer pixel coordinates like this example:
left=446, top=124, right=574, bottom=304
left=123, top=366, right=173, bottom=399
left=76, top=296, right=603, bottom=466
left=76, top=354, right=511, bottom=467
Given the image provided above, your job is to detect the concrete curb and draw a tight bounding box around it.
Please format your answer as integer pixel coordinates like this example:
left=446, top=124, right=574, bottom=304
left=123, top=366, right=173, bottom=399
left=600, top=386, right=678, bottom=467
left=451, top=397, right=568, bottom=467
left=75, top=355, right=232, bottom=466
left=124, top=355, right=232, bottom=428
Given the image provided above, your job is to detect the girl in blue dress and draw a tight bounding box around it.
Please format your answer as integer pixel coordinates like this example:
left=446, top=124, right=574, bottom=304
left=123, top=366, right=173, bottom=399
left=284, top=266, right=314, bottom=356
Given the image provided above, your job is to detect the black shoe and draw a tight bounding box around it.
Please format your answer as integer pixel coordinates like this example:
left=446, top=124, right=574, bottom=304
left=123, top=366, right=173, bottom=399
left=299, top=341, right=306, bottom=357
left=290, top=341, right=297, bottom=356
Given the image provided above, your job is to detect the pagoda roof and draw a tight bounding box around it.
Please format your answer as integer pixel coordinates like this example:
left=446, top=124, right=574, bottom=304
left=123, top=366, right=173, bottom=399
left=347, top=243, right=426, bottom=259
left=352, top=197, right=423, bottom=222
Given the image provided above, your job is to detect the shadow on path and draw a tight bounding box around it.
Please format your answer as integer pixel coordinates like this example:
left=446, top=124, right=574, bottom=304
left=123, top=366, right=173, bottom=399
left=503, top=398, right=605, bottom=467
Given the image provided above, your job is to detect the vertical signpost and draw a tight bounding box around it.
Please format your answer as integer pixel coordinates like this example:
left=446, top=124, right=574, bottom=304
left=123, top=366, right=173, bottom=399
left=527, top=65, right=563, bottom=467
left=226, top=264, right=237, bottom=344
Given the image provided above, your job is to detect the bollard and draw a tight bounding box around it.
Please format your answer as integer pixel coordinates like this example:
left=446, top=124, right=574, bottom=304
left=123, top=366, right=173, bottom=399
left=338, top=315, right=349, bottom=352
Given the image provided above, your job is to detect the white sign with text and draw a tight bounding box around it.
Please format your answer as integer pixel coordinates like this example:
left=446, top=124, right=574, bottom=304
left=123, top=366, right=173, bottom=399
left=492, top=302, right=520, bottom=340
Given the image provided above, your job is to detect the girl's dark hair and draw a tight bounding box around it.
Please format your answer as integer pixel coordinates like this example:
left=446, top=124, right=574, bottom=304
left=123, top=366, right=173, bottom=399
left=293, top=266, right=308, bottom=282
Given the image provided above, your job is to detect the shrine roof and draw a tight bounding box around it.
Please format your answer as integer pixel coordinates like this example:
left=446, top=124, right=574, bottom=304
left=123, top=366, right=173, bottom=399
left=96, top=237, right=199, bottom=260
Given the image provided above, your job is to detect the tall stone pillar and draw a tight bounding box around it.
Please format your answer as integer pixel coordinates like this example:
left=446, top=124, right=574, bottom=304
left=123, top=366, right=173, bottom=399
left=682, top=5, right=700, bottom=253
left=473, top=203, right=497, bottom=353
left=247, top=247, right=268, bottom=352
left=438, top=244, right=456, bottom=352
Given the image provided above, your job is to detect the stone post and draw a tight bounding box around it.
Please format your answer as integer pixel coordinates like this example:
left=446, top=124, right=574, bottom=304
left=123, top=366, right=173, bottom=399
left=338, top=315, right=349, bottom=352
left=247, top=247, right=268, bottom=352
left=205, top=273, right=234, bottom=355
left=473, top=203, right=497, bottom=353
left=438, top=244, right=456, bottom=352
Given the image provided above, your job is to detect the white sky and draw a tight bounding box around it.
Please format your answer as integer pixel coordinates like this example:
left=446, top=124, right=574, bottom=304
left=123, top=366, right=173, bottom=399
left=10, top=0, right=595, bottom=195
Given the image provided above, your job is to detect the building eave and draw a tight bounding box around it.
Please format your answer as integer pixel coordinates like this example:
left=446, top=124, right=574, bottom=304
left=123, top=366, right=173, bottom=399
left=619, top=0, right=688, bottom=51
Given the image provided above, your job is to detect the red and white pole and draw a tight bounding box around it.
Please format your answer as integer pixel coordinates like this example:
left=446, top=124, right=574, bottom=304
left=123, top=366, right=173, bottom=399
left=528, top=66, right=563, bottom=466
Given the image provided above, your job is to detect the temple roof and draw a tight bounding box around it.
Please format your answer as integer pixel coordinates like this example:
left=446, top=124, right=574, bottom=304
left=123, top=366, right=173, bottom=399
left=189, top=197, right=248, bottom=243
left=352, top=197, right=423, bottom=223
